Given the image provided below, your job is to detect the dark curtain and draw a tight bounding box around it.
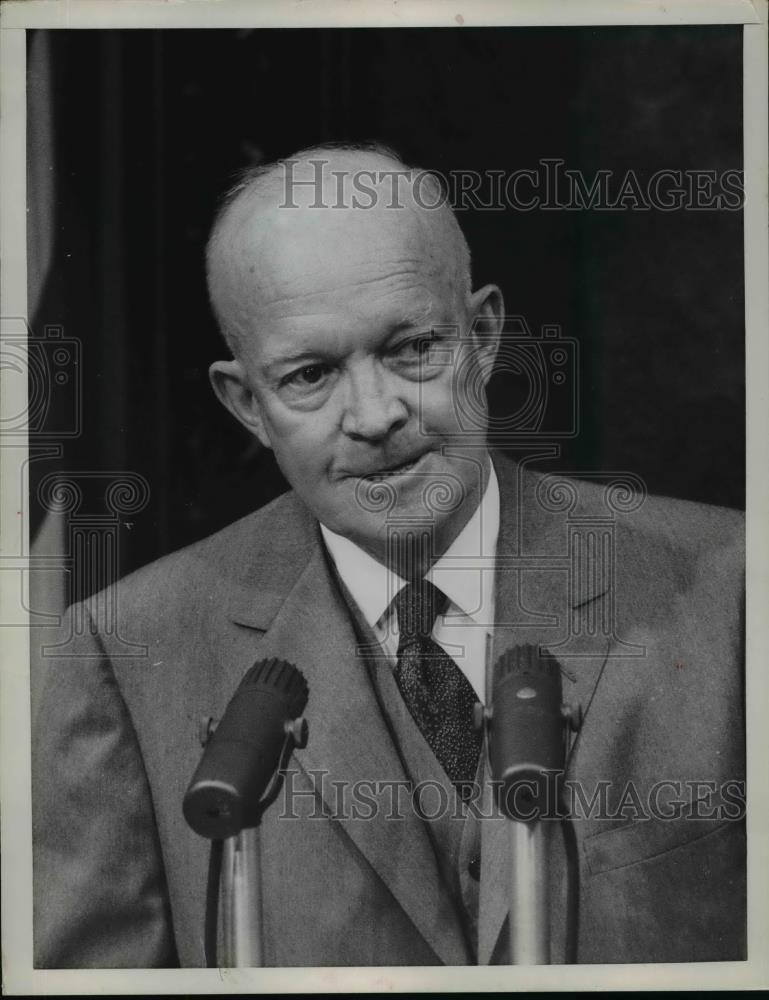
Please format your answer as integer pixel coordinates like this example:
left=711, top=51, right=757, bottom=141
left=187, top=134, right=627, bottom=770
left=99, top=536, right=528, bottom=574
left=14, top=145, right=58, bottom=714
left=28, top=27, right=744, bottom=591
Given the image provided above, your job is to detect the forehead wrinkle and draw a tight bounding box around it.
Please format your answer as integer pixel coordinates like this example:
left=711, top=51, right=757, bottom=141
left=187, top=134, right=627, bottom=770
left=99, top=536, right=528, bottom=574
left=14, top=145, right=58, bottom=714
left=251, top=261, right=442, bottom=311
left=247, top=291, right=436, bottom=345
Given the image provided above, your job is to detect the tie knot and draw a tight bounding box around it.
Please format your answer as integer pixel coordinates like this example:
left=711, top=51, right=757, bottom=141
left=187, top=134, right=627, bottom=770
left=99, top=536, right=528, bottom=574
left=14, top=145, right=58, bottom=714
left=393, top=580, right=448, bottom=643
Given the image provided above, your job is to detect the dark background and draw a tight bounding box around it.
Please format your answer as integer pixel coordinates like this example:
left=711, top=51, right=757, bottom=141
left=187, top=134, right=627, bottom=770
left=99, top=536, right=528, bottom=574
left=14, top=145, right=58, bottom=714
left=27, top=27, right=745, bottom=589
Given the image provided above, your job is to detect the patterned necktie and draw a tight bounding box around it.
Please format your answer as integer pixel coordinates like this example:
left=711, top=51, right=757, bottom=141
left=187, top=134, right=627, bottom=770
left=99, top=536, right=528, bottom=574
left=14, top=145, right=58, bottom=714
left=392, top=579, right=483, bottom=797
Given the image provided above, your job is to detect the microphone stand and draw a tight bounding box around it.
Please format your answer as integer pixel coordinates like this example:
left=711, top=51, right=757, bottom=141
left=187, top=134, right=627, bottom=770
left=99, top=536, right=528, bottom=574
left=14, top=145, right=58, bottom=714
left=213, top=718, right=308, bottom=968
left=507, top=815, right=550, bottom=963
left=220, top=827, right=264, bottom=967
left=480, top=644, right=581, bottom=965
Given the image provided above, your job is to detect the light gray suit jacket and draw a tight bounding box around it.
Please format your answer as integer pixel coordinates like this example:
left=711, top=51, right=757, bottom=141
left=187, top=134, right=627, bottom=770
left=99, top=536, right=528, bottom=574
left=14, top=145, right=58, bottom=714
left=32, top=454, right=746, bottom=967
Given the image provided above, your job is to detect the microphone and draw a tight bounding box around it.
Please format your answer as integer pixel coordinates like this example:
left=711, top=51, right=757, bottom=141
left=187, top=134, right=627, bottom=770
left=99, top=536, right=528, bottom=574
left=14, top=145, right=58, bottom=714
left=183, top=657, right=308, bottom=840
left=487, top=644, right=578, bottom=821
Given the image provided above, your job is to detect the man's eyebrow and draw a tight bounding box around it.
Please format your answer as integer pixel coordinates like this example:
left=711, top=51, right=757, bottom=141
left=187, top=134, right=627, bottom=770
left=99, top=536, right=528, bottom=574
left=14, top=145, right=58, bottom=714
left=268, top=349, right=324, bottom=364
left=388, top=319, right=425, bottom=334
left=386, top=310, right=438, bottom=336
left=261, top=349, right=327, bottom=373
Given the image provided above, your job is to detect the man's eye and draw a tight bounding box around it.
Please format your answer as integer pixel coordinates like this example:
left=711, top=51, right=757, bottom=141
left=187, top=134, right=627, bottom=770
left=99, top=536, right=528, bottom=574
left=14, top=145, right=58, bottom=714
left=286, top=364, right=330, bottom=387
left=396, top=335, right=434, bottom=358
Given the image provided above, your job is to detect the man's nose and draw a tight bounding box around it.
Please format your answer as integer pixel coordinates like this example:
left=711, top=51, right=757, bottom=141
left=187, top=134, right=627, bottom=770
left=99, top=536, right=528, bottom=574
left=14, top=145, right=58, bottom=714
left=340, top=361, right=409, bottom=442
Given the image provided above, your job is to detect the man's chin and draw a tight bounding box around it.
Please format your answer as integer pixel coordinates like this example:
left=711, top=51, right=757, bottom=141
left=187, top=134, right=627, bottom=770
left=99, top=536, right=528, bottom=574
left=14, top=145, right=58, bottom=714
left=342, top=498, right=456, bottom=566
left=349, top=470, right=441, bottom=523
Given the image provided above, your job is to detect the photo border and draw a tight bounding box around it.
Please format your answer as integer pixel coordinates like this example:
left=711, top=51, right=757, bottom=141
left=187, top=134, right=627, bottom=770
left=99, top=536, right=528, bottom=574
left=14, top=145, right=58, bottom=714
left=2, top=0, right=767, bottom=993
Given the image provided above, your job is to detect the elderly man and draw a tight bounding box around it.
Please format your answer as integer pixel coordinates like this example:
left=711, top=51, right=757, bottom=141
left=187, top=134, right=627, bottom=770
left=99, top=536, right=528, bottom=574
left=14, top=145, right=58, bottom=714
left=33, top=144, right=745, bottom=968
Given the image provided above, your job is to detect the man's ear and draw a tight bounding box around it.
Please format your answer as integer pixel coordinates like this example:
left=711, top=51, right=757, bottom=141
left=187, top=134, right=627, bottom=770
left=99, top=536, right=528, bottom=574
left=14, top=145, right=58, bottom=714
left=466, top=283, right=504, bottom=389
left=209, top=359, right=272, bottom=449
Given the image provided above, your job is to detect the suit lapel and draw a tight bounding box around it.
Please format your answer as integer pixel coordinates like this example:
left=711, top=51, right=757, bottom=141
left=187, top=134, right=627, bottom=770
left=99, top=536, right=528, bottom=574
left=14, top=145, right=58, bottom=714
left=223, top=503, right=467, bottom=965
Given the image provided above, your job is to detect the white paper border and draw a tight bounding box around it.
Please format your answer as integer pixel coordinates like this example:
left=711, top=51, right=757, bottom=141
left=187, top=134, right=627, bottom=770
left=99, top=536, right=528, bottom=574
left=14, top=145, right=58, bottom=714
left=2, top=0, right=767, bottom=993
left=0, top=0, right=762, bottom=29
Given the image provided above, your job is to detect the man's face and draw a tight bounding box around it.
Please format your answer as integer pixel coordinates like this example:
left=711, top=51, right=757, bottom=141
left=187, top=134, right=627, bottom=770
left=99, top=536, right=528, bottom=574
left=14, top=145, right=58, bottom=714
left=211, top=196, right=500, bottom=567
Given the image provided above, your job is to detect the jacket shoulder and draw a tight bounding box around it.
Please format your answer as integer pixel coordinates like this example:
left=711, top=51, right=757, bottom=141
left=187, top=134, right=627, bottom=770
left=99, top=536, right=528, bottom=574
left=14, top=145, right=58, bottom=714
left=506, top=457, right=744, bottom=601
left=517, top=460, right=744, bottom=552
left=618, top=488, right=743, bottom=552
left=555, top=475, right=746, bottom=613
left=504, top=455, right=744, bottom=556
left=80, top=489, right=316, bottom=629
left=571, top=474, right=743, bottom=578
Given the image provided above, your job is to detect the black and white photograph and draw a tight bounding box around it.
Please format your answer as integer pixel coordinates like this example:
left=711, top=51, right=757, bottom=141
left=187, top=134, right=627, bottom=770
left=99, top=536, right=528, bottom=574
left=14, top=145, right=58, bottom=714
left=1, top=0, right=768, bottom=993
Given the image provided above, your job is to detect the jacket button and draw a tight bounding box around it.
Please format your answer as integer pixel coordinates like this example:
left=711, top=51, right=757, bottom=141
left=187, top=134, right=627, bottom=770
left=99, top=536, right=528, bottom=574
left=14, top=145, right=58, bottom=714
left=468, top=856, right=481, bottom=881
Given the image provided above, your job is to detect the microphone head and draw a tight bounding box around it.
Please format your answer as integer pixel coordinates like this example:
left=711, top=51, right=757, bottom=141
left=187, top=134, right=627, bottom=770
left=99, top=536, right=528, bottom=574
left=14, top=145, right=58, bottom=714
left=243, top=657, right=308, bottom=715
left=493, top=642, right=561, bottom=679
left=489, top=644, right=566, bottom=821
left=183, top=658, right=308, bottom=839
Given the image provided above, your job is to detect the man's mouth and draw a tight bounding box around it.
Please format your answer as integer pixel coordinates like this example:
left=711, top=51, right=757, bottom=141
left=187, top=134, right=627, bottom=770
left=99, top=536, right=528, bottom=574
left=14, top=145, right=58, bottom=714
left=357, top=452, right=427, bottom=480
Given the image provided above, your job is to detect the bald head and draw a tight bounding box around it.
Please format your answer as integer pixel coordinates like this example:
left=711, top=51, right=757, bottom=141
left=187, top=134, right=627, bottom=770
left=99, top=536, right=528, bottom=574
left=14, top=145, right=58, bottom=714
left=206, top=144, right=472, bottom=356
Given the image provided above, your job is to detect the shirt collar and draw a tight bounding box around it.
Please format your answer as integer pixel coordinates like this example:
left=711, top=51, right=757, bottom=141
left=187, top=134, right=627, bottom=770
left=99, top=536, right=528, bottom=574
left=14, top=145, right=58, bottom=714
left=320, top=463, right=500, bottom=634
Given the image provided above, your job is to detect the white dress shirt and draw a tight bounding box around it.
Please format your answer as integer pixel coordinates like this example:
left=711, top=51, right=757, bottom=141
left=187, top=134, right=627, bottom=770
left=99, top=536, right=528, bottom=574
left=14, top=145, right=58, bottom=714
left=320, top=464, right=499, bottom=702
